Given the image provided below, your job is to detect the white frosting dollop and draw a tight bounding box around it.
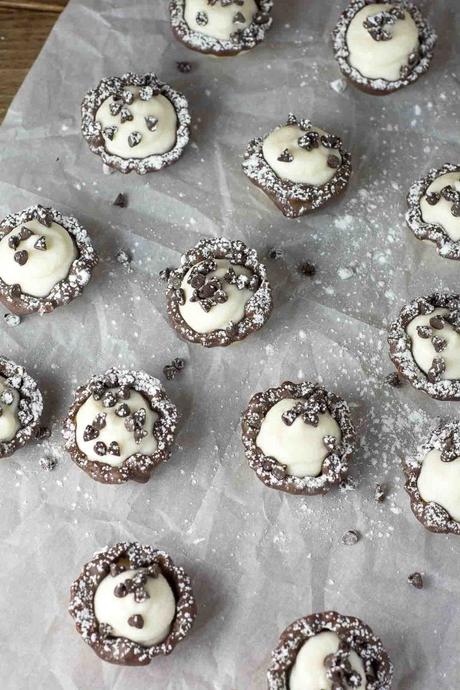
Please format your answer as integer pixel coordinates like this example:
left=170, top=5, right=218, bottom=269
left=94, top=568, right=176, bottom=646
left=96, top=86, right=177, bottom=160
left=179, top=258, right=255, bottom=334
left=256, top=398, right=341, bottom=478
left=0, top=219, right=77, bottom=298
left=0, top=376, right=20, bottom=443
left=346, top=3, right=419, bottom=82
left=289, top=631, right=367, bottom=690
left=420, top=172, right=460, bottom=242
left=262, top=125, right=341, bottom=186
left=417, top=449, right=460, bottom=522
left=75, top=387, right=158, bottom=466
left=406, top=308, right=460, bottom=380
left=183, top=0, right=258, bottom=40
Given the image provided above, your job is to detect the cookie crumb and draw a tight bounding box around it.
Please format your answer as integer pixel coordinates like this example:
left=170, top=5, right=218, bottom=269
left=4, top=313, right=21, bottom=327
left=267, top=248, right=282, bottom=260
left=384, top=372, right=402, bottom=387
left=374, top=483, right=386, bottom=503
left=163, top=358, right=186, bottom=381
left=176, top=61, right=192, bottom=73
left=342, top=529, right=360, bottom=546
left=35, top=426, right=51, bottom=440
left=39, top=455, right=57, bottom=471
left=299, top=261, right=316, bottom=277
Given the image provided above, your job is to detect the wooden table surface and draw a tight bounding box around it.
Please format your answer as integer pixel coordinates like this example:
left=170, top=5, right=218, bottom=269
left=0, top=0, right=67, bottom=123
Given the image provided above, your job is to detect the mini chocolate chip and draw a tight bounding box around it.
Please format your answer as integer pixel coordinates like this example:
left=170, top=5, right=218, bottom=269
left=254, top=10, right=269, bottom=24
left=103, top=125, right=118, bottom=140
left=4, top=313, right=21, bottom=327
left=384, top=372, right=402, bottom=387
left=176, top=61, right=192, bottom=73
left=14, top=250, right=28, bottom=265
left=36, top=206, right=53, bottom=227
left=10, top=284, right=21, bottom=298
left=114, top=582, right=127, bottom=598
left=115, top=403, right=130, bottom=417
left=298, top=131, right=320, bottom=151
left=175, top=288, right=186, bottom=305
left=120, top=107, right=133, bottom=123
left=432, top=335, right=447, bottom=353
left=108, top=441, right=120, bottom=456
left=34, top=236, right=47, bottom=251
left=8, top=235, right=19, bottom=249
left=139, top=85, right=155, bottom=101
left=113, top=193, right=128, bottom=208
left=92, top=412, right=107, bottom=430
left=102, top=391, right=117, bottom=408
left=299, top=261, right=316, bottom=276
left=233, top=11, right=245, bottom=23
left=342, top=529, right=360, bottom=546
left=427, top=356, right=446, bottom=383
left=93, top=441, right=107, bottom=456
left=128, top=614, right=144, bottom=629
left=408, top=572, right=423, bottom=589
left=110, top=100, right=123, bottom=116
left=117, top=386, right=131, bottom=400
left=128, top=131, right=142, bottom=147
left=121, top=89, right=134, bottom=105
left=39, top=455, right=57, bottom=471
left=374, top=483, right=385, bottom=502
left=327, top=155, right=340, bottom=169
left=83, top=424, right=99, bottom=442
left=429, top=316, right=444, bottom=329
left=110, top=563, right=125, bottom=577
left=196, top=10, right=208, bottom=25
left=272, top=464, right=286, bottom=480
left=416, top=325, right=432, bottom=339
left=323, top=435, right=337, bottom=451
left=0, top=390, right=14, bottom=405
left=19, top=226, right=33, bottom=241
left=163, top=364, right=177, bottom=381
left=134, top=427, right=148, bottom=444
left=145, top=116, right=159, bottom=132
left=452, top=203, right=460, bottom=217
left=278, top=148, right=293, bottom=163
left=425, top=191, right=440, bottom=206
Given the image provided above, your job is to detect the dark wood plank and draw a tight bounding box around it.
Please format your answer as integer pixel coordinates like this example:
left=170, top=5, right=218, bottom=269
left=0, top=0, right=67, bottom=123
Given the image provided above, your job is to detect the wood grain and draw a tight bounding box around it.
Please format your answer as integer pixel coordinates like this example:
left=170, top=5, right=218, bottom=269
left=0, top=0, right=67, bottom=123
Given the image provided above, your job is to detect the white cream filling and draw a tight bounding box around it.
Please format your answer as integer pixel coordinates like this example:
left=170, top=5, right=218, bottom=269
left=262, top=125, right=340, bottom=186
left=420, top=172, right=460, bottom=242
left=96, top=87, right=177, bottom=160
left=406, top=308, right=460, bottom=380
left=183, top=0, right=258, bottom=41
left=289, top=631, right=367, bottom=690
left=256, top=398, right=341, bottom=478
left=0, top=219, right=77, bottom=298
left=0, top=376, right=20, bottom=443
left=75, top=388, right=158, bottom=467
left=417, top=449, right=460, bottom=522
left=178, top=258, right=254, bottom=334
left=346, top=4, right=419, bottom=82
left=94, top=569, right=176, bottom=647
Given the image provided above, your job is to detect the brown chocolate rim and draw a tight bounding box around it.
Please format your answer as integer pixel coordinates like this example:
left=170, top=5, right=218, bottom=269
left=241, top=381, right=356, bottom=495
left=267, top=610, right=393, bottom=690
left=332, top=0, right=437, bottom=95
left=242, top=115, right=352, bottom=219
left=404, top=420, right=460, bottom=535
left=165, top=237, right=273, bottom=348
left=68, top=541, right=197, bottom=666
left=0, top=205, right=98, bottom=316
left=169, top=0, right=273, bottom=57
left=62, top=367, right=178, bottom=484
left=0, top=356, right=43, bottom=459
left=406, top=163, right=460, bottom=260
left=388, top=292, right=460, bottom=401
left=81, top=72, right=191, bottom=175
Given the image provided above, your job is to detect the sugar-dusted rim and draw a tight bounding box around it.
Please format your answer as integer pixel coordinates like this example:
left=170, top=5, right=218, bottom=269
left=404, top=420, right=460, bottom=535
left=0, top=205, right=98, bottom=316
left=68, top=542, right=197, bottom=666
left=62, top=368, right=179, bottom=484
left=166, top=237, right=273, bottom=348
left=81, top=72, right=191, bottom=174
left=388, top=292, right=460, bottom=400
left=0, top=356, right=43, bottom=459
left=169, top=0, right=273, bottom=56
left=332, top=0, right=437, bottom=94
left=241, top=381, right=356, bottom=495
left=267, top=610, right=393, bottom=690
left=242, top=115, right=352, bottom=219
left=406, top=163, right=460, bottom=260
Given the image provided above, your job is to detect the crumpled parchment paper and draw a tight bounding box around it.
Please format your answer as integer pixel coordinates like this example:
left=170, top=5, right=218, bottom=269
left=0, top=1, right=459, bottom=688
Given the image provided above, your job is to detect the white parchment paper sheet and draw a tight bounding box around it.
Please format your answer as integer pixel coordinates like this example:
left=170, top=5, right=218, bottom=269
left=0, top=1, right=459, bottom=688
